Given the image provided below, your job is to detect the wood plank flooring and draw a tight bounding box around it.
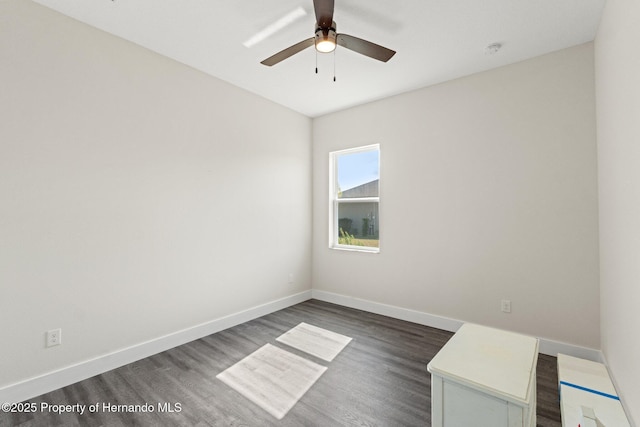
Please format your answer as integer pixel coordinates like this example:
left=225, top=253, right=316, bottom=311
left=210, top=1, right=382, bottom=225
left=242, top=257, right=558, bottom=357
left=0, top=299, right=561, bottom=426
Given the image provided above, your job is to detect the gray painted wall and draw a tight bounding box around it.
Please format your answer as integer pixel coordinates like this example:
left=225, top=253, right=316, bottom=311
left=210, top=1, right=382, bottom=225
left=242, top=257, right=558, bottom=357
left=0, top=1, right=312, bottom=389
left=595, top=0, right=640, bottom=423
left=313, top=43, right=600, bottom=350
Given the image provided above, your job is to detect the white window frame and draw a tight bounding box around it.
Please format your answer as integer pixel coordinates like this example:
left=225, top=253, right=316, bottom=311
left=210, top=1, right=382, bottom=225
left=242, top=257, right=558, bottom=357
left=329, top=144, right=380, bottom=253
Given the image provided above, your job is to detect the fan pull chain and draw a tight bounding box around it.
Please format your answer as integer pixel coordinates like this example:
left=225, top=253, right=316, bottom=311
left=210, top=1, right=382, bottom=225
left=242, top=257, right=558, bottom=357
left=315, top=50, right=318, bottom=74
left=333, top=49, right=336, bottom=82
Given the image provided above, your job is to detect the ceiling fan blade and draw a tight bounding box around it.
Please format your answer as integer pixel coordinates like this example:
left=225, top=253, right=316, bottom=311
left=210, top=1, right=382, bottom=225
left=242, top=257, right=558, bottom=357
left=260, top=38, right=315, bottom=66
left=313, top=0, right=335, bottom=28
left=336, top=34, right=396, bottom=62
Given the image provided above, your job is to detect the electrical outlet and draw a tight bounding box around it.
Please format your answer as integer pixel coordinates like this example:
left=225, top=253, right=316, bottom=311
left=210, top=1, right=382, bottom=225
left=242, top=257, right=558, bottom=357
left=46, top=328, right=62, bottom=347
left=288, top=273, right=294, bottom=284
left=501, top=299, right=512, bottom=313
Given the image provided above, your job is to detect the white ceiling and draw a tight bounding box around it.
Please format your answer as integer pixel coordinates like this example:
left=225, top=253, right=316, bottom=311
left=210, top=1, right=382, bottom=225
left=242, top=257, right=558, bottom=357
left=31, top=0, right=605, bottom=117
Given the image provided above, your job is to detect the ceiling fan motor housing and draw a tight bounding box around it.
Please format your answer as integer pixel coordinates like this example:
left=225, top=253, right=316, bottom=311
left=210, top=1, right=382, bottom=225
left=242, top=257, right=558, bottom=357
left=315, top=21, right=337, bottom=52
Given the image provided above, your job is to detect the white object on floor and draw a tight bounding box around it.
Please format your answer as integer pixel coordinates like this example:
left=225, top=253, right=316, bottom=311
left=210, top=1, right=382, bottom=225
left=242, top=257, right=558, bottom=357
left=557, top=353, right=630, bottom=427
left=216, top=343, right=327, bottom=419
left=580, top=405, right=604, bottom=427
left=427, top=323, right=539, bottom=427
left=276, top=322, right=352, bottom=362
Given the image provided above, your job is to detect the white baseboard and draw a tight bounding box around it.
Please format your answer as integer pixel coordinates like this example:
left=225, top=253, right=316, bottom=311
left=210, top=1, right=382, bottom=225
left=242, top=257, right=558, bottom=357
left=311, top=289, right=603, bottom=361
left=0, top=290, right=312, bottom=405
left=311, top=289, right=464, bottom=332
left=538, top=337, right=603, bottom=362
left=2, top=288, right=604, bottom=405
left=599, top=352, right=637, bottom=427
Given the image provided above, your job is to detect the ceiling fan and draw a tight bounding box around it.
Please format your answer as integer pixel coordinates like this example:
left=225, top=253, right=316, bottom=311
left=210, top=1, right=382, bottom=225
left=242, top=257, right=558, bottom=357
left=260, top=0, right=396, bottom=66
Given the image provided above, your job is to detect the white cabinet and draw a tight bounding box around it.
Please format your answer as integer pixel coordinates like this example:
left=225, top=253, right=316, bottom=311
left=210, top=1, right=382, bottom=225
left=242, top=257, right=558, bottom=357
left=427, top=323, right=539, bottom=427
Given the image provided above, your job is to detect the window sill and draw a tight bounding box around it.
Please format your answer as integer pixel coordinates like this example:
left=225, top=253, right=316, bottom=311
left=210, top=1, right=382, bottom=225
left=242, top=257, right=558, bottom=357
left=330, top=245, right=380, bottom=254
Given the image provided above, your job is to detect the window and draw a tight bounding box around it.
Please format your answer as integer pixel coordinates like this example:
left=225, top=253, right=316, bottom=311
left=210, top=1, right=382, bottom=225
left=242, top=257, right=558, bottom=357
left=329, top=144, right=380, bottom=252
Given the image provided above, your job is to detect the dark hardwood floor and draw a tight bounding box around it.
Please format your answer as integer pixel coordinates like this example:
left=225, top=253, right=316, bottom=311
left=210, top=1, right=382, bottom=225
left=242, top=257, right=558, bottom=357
left=1, top=299, right=561, bottom=426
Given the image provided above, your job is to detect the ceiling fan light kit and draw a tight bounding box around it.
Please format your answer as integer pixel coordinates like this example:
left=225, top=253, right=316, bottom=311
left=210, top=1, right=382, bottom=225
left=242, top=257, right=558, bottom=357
left=315, top=23, right=337, bottom=53
left=260, top=0, right=395, bottom=67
